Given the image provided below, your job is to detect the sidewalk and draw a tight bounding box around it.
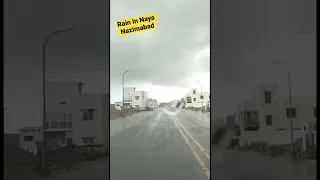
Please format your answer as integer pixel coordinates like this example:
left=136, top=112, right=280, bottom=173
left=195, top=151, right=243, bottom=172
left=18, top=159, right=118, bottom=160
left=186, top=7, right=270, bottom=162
left=110, top=111, right=154, bottom=136
left=49, top=156, right=108, bottom=176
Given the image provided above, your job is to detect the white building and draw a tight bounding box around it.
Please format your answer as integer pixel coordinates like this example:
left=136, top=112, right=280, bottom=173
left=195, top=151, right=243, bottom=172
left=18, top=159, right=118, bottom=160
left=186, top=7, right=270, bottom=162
left=123, top=87, right=135, bottom=109
left=184, top=88, right=210, bottom=109
left=206, top=99, right=210, bottom=111
left=133, top=90, right=148, bottom=110
left=147, top=99, right=158, bottom=109
left=19, top=82, right=109, bottom=154
left=115, top=102, right=122, bottom=111
left=237, top=84, right=316, bottom=146
left=121, top=87, right=148, bottom=110
left=19, top=127, right=42, bottom=155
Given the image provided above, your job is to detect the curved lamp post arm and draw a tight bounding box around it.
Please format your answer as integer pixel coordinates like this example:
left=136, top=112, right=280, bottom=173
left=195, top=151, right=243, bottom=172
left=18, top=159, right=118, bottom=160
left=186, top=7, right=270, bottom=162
left=41, top=28, right=74, bottom=168
left=122, top=70, right=133, bottom=116
left=43, top=28, right=75, bottom=46
left=123, top=70, right=133, bottom=76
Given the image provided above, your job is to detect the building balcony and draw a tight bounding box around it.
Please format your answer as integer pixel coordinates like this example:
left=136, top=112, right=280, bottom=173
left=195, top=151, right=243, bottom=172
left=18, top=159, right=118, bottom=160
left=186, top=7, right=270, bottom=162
left=45, top=121, right=72, bottom=131
left=45, top=112, right=72, bottom=131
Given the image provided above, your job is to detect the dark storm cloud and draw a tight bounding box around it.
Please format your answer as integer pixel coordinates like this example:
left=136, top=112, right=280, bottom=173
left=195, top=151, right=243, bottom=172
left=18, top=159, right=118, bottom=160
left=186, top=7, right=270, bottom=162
left=4, top=0, right=110, bottom=132
left=110, top=0, right=210, bottom=87
left=210, top=0, right=316, bottom=118
left=210, top=0, right=315, bottom=85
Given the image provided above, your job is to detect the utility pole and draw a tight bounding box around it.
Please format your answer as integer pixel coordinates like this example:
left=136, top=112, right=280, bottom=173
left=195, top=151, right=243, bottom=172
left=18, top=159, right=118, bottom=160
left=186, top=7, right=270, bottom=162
left=42, top=28, right=74, bottom=168
left=287, top=67, right=294, bottom=158
left=122, top=70, right=133, bottom=117
left=268, top=61, right=294, bottom=159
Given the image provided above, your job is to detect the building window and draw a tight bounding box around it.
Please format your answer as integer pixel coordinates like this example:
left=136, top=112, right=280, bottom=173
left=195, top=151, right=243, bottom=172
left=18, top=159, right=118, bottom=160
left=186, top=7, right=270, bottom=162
left=286, top=108, right=297, bottom=118
left=135, top=96, right=140, bottom=100
left=193, top=98, right=196, bottom=101
left=277, top=128, right=286, bottom=131
left=244, top=111, right=258, bottom=125
left=66, top=138, right=73, bottom=145
left=81, top=137, right=95, bottom=145
left=193, top=90, right=196, bottom=94
left=24, top=136, right=34, bottom=142
left=81, top=109, right=95, bottom=121
left=67, top=121, right=72, bottom=128
left=51, top=121, right=58, bottom=128
left=243, top=111, right=259, bottom=131
left=60, top=101, right=66, bottom=105
left=67, top=114, right=72, bottom=121
left=264, top=91, right=272, bottom=104
left=314, top=107, right=316, bottom=118
left=265, top=115, right=273, bottom=126
left=135, top=105, right=139, bottom=108
left=200, top=95, right=204, bottom=99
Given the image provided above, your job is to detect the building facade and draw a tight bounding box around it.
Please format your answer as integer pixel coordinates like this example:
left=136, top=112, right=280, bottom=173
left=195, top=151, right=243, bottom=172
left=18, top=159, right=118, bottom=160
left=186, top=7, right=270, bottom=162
left=237, top=84, right=316, bottom=146
left=184, top=88, right=210, bottom=109
left=19, top=82, right=110, bottom=154
left=147, top=99, right=158, bottom=109
left=119, top=87, right=148, bottom=110
left=132, top=90, right=148, bottom=110
left=114, top=102, right=122, bottom=111
left=19, top=127, right=42, bottom=155
left=123, top=87, right=135, bottom=108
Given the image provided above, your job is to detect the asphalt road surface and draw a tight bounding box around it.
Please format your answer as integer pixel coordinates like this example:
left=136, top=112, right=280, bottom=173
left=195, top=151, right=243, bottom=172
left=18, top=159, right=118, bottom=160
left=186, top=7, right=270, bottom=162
left=210, top=113, right=316, bottom=180
left=110, top=108, right=210, bottom=180
left=211, top=148, right=317, bottom=180
left=41, top=158, right=110, bottom=180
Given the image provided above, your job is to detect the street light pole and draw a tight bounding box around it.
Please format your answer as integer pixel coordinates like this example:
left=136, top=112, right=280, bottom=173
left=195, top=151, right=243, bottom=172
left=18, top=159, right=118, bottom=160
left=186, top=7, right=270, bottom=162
left=42, top=28, right=74, bottom=168
left=287, top=67, right=294, bottom=158
left=122, top=70, right=133, bottom=117
left=195, top=81, right=203, bottom=112
left=268, top=60, right=294, bottom=158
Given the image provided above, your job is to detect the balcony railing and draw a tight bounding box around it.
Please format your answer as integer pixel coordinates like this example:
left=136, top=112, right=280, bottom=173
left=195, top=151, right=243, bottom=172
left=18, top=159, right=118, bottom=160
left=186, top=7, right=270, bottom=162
left=46, top=121, right=72, bottom=129
left=46, top=112, right=72, bottom=130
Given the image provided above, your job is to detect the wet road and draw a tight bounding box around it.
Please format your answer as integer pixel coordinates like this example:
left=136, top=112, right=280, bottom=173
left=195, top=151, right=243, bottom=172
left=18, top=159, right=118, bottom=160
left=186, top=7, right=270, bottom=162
left=41, top=158, right=110, bottom=180
left=211, top=151, right=316, bottom=180
left=210, top=114, right=316, bottom=180
left=110, top=108, right=210, bottom=180
left=211, top=148, right=317, bottom=180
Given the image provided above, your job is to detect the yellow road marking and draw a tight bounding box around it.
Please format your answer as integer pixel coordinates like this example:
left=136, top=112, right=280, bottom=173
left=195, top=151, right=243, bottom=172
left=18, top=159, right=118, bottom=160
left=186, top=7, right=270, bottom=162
left=171, top=116, right=210, bottom=179
left=173, top=116, right=210, bottom=160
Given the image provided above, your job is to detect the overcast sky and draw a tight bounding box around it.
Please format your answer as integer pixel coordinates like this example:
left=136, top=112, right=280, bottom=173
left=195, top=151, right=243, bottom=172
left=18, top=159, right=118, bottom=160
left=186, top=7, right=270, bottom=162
left=110, top=0, right=210, bottom=103
left=4, top=0, right=110, bottom=133
left=209, top=0, right=316, bottom=118
left=4, top=0, right=316, bottom=133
